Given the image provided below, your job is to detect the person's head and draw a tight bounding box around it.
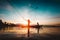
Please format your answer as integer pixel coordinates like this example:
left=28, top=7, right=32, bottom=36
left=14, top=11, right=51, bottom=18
left=37, top=22, right=39, bottom=25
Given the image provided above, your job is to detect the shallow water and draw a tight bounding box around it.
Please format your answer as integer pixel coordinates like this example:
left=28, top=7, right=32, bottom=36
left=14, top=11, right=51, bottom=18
left=0, top=26, right=60, bottom=37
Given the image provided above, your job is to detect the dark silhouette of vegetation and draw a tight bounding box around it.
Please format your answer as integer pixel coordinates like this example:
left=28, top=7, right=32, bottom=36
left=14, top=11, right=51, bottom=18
left=0, top=19, right=17, bottom=30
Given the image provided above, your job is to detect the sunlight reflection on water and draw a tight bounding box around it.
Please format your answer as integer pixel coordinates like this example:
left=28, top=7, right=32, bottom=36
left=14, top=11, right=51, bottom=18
left=0, top=26, right=60, bottom=37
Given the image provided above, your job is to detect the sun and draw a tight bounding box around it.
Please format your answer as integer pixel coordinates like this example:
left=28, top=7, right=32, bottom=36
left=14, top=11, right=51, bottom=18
left=21, top=21, right=28, bottom=25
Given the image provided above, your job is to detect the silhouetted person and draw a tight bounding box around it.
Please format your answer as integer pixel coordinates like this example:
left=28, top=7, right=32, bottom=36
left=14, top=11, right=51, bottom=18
left=37, top=22, right=42, bottom=34
left=27, top=19, right=30, bottom=37
left=37, top=22, right=40, bottom=34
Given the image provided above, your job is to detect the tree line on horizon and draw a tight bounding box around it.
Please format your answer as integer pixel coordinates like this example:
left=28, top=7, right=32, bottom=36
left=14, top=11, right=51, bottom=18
left=0, top=19, right=17, bottom=30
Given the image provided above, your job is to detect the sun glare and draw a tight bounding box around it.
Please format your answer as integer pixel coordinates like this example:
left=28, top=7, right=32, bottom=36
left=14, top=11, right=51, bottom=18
left=21, top=21, right=28, bottom=25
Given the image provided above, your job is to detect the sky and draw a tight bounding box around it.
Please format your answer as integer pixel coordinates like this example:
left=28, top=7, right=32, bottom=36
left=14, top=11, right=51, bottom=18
left=0, top=0, right=60, bottom=25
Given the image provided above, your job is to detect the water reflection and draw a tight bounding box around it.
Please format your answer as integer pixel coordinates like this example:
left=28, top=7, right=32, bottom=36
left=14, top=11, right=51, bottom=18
left=0, top=26, right=60, bottom=37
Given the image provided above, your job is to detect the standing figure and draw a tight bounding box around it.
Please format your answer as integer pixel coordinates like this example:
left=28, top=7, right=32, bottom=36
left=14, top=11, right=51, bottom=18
left=27, top=19, right=30, bottom=37
left=37, top=22, right=42, bottom=34
left=37, top=22, right=40, bottom=34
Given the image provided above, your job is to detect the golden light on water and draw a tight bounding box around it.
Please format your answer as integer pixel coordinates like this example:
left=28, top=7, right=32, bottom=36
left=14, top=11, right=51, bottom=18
left=3, top=27, right=37, bottom=34
left=1, top=26, right=60, bottom=37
